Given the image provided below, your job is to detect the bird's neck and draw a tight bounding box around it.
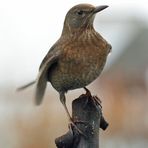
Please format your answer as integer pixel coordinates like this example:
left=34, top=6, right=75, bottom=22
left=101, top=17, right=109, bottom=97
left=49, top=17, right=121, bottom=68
left=61, top=25, right=97, bottom=40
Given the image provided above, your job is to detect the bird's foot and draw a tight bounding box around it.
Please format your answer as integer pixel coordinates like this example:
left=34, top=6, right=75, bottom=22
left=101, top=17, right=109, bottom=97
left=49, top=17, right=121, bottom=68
left=92, top=95, right=102, bottom=108
left=84, top=87, right=91, bottom=97
left=68, top=118, right=88, bottom=138
left=81, top=87, right=92, bottom=108
left=83, top=87, right=102, bottom=108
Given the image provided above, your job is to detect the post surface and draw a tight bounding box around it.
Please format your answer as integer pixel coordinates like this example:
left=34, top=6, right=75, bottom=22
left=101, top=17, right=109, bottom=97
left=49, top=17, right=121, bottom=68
left=55, top=93, right=108, bottom=148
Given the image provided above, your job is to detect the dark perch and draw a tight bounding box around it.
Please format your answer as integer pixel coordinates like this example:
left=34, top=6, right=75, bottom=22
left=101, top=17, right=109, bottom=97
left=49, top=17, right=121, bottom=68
left=55, top=93, right=109, bottom=148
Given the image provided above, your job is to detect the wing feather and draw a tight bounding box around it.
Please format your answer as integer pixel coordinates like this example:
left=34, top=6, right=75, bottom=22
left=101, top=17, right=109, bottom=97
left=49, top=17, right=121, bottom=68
left=35, top=51, right=61, bottom=105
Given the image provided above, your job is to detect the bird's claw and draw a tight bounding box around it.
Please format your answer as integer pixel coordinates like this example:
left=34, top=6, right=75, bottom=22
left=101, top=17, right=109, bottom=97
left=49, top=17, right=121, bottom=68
left=84, top=87, right=91, bottom=97
left=83, top=87, right=102, bottom=108
left=92, top=96, right=102, bottom=108
left=68, top=119, right=88, bottom=138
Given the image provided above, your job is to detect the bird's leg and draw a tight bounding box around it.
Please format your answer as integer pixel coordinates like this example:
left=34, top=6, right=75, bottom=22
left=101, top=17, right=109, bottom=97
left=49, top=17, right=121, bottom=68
left=59, top=92, right=72, bottom=121
left=59, top=92, right=86, bottom=136
left=83, top=87, right=91, bottom=97
left=82, top=87, right=92, bottom=107
left=83, top=87, right=102, bottom=108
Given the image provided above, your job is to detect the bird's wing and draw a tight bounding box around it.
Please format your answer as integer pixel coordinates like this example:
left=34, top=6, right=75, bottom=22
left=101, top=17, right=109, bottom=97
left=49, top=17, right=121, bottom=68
left=35, top=50, right=61, bottom=105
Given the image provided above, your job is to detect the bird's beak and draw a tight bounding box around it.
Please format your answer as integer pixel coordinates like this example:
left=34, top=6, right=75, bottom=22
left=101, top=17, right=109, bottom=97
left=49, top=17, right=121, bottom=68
left=93, top=5, right=108, bottom=14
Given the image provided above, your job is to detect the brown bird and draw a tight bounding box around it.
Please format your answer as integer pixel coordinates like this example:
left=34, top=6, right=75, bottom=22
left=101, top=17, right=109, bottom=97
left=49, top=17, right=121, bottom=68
left=18, top=4, right=111, bottom=125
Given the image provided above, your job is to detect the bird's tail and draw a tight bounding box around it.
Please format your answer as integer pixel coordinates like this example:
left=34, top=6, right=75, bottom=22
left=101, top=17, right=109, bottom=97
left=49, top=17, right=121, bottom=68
left=17, top=80, right=36, bottom=91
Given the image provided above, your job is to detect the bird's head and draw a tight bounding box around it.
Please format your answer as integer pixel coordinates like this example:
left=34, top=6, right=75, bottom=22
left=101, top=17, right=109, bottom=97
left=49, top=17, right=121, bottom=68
left=62, top=4, right=108, bottom=35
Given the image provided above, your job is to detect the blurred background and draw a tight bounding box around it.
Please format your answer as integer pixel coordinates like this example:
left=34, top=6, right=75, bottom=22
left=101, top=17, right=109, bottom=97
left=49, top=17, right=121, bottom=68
left=0, top=0, right=148, bottom=147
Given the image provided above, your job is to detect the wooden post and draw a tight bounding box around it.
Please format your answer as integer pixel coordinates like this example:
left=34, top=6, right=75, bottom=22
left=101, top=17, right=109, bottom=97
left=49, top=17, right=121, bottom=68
left=55, top=93, right=108, bottom=148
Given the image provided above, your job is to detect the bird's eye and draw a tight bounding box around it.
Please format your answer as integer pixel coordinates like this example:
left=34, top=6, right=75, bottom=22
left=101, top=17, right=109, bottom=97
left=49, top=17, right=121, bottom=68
left=77, top=10, right=84, bottom=15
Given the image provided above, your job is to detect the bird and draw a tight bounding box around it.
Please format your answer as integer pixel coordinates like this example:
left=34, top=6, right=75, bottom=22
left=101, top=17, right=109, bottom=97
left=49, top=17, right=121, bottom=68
left=18, top=3, right=111, bottom=126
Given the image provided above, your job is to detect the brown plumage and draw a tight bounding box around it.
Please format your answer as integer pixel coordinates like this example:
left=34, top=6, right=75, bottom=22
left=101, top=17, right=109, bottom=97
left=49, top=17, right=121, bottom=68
left=18, top=4, right=111, bottom=121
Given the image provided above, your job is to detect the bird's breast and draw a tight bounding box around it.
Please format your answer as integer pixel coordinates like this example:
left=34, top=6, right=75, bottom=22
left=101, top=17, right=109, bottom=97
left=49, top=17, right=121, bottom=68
left=49, top=32, right=110, bottom=92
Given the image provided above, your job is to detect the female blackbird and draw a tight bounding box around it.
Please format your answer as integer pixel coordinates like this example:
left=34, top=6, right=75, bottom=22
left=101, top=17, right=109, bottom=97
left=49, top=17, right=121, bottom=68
left=18, top=4, right=111, bottom=126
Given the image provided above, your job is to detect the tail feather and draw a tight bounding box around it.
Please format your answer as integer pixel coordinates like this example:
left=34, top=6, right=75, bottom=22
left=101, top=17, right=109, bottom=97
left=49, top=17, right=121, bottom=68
left=17, top=81, right=36, bottom=91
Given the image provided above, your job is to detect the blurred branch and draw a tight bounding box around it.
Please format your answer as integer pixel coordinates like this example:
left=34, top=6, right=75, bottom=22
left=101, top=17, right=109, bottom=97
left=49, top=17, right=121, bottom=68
left=55, top=93, right=108, bottom=148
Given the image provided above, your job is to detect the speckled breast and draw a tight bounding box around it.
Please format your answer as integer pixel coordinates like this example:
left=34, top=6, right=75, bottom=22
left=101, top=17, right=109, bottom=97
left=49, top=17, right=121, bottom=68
left=49, top=32, right=111, bottom=92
